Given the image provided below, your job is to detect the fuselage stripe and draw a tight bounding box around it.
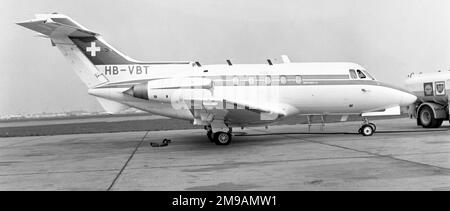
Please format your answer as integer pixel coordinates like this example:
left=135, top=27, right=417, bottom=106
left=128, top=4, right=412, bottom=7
left=98, top=78, right=379, bottom=89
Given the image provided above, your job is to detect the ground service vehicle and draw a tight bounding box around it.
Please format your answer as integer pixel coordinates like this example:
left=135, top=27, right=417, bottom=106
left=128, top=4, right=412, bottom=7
left=405, top=71, right=450, bottom=128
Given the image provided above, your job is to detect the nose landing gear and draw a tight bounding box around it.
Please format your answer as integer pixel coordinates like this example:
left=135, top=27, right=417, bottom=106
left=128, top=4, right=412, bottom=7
left=358, top=118, right=376, bottom=136
left=204, top=124, right=233, bottom=145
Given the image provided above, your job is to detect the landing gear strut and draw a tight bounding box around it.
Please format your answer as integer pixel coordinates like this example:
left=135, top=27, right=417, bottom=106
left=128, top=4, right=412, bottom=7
left=358, top=118, right=376, bottom=136
left=205, top=125, right=214, bottom=142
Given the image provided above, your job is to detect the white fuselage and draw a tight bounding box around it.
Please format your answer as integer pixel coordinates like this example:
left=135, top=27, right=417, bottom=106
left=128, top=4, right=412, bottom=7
left=89, top=62, right=417, bottom=126
left=16, top=13, right=418, bottom=130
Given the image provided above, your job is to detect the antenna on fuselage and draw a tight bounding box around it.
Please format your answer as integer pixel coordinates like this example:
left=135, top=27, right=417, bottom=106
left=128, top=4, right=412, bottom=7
left=195, top=61, right=202, bottom=67
left=281, top=55, right=291, bottom=63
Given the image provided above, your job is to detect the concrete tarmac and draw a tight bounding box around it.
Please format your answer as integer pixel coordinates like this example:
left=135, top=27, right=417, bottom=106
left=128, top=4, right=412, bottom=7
left=0, top=118, right=449, bottom=190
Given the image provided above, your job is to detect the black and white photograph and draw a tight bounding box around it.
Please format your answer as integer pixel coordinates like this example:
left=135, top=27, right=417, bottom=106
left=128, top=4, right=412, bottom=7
left=1, top=0, right=450, bottom=198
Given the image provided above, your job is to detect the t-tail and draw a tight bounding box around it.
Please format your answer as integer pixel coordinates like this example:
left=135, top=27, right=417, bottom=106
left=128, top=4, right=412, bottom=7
left=17, top=13, right=191, bottom=113
left=17, top=13, right=191, bottom=87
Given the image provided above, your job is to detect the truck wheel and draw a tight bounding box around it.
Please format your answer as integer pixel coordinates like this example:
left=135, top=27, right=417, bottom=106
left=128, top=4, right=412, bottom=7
left=419, top=106, right=443, bottom=128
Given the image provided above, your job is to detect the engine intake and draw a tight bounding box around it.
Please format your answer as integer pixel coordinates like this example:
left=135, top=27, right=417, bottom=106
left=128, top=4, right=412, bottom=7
left=125, top=82, right=148, bottom=100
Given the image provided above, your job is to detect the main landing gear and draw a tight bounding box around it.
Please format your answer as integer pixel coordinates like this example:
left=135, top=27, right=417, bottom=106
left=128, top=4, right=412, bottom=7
left=205, top=125, right=232, bottom=145
left=358, top=118, right=376, bottom=136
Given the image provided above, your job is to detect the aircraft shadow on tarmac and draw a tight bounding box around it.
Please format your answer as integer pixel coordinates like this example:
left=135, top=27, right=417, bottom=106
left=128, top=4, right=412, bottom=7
left=234, top=126, right=450, bottom=137
left=155, top=126, right=450, bottom=148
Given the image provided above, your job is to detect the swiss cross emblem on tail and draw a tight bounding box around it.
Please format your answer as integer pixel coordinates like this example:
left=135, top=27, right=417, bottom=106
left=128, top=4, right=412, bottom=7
left=86, top=42, right=100, bottom=57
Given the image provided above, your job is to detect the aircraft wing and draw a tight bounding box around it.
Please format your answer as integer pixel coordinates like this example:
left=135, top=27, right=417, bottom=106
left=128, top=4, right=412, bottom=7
left=185, top=96, right=296, bottom=126
left=362, top=105, right=401, bottom=117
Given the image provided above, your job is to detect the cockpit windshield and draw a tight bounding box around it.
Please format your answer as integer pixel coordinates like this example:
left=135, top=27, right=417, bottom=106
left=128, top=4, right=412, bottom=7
left=349, top=69, right=376, bottom=80
left=357, top=70, right=366, bottom=79
left=362, top=70, right=375, bottom=80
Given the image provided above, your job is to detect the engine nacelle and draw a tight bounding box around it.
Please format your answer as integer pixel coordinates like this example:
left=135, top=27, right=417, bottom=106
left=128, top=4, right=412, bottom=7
left=124, top=78, right=214, bottom=101
left=128, top=82, right=149, bottom=100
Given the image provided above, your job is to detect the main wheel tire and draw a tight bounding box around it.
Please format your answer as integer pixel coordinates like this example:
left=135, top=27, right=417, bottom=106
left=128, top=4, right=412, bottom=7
left=214, top=132, right=232, bottom=145
left=360, top=124, right=374, bottom=136
left=419, top=106, right=443, bottom=128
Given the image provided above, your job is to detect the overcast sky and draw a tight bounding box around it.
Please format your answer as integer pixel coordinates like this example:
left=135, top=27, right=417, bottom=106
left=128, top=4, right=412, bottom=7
left=2, top=0, right=450, bottom=115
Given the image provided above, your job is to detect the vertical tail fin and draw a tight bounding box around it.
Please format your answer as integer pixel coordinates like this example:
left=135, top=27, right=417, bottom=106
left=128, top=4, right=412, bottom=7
left=17, top=13, right=145, bottom=113
left=17, top=13, right=191, bottom=113
left=17, top=13, right=192, bottom=88
left=17, top=13, right=124, bottom=88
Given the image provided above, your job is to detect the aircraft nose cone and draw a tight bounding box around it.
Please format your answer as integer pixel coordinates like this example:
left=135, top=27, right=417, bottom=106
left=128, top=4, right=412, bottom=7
left=379, top=82, right=417, bottom=106
left=400, top=92, right=417, bottom=106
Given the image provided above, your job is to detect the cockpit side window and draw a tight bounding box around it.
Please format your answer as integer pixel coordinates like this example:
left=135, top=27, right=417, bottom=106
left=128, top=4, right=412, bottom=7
left=349, top=69, right=357, bottom=79
left=357, top=70, right=366, bottom=79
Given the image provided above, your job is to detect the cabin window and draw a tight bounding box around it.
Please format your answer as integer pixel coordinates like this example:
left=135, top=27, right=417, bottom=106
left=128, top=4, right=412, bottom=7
left=153, top=95, right=157, bottom=99
left=280, top=76, right=288, bottom=85
left=265, top=76, right=272, bottom=85
left=349, top=69, right=357, bottom=79
left=248, top=76, right=256, bottom=85
left=295, top=75, right=303, bottom=84
left=357, top=70, right=367, bottom=79
left=232, top=76, right=239, bottom=86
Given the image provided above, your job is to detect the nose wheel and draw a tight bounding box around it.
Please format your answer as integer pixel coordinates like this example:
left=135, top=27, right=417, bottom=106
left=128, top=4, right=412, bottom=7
left=358, top=118, right=376, bottom=136
left=205, top=125, right=233, bottom=145
left=359, top=124, right=375, bottom=136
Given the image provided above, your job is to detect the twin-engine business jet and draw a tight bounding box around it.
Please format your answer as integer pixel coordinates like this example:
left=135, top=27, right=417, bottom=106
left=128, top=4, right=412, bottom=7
left=18, top=13, right=417, bottom=145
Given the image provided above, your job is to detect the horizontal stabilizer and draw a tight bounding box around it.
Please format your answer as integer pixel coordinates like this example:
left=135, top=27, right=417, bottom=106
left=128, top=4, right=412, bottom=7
left=16, top=13, right=98, bottom=38
left=96, top=97, right=130, bottom=114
